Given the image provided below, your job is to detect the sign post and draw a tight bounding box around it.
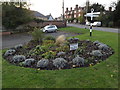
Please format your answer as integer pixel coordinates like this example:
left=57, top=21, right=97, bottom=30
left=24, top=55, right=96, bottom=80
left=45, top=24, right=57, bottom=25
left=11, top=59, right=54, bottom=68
left=84, top=9, right=100, bottom=37
left=90, top=8, right=94, bottom=37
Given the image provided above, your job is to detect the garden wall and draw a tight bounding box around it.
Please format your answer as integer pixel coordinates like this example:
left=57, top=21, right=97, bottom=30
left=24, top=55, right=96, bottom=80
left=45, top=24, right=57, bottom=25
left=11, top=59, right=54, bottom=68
left=27, top=21, right=66, bottom=28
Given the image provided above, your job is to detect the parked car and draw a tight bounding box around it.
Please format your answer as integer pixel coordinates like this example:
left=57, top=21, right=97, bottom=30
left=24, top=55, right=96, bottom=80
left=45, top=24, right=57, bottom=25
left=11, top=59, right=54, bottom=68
left=85, top=22, right=90, bottom=26
left=86, top=21, right=101, bottom=27
left=92, top=22, right=101, bottom=27
left=42, top=25, right=58, bottom=33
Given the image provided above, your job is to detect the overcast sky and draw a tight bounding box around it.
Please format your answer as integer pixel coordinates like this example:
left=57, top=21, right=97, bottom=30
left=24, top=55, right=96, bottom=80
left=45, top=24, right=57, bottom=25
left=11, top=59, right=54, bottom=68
left=30, top=0, right=117, bottom=18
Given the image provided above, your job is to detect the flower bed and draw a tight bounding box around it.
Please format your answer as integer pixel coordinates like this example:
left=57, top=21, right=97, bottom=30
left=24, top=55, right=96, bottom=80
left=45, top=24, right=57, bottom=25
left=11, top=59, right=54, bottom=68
left=3, top=36, right=114, bottom=70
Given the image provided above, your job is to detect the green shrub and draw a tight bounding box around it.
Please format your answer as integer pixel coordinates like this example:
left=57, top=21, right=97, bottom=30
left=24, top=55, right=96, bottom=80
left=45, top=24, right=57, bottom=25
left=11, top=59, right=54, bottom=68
left=31, top=28, right=44, bottom=43
left=44, top=36, right=55, bottom=41
left=42, top=51, right=56, bottom=59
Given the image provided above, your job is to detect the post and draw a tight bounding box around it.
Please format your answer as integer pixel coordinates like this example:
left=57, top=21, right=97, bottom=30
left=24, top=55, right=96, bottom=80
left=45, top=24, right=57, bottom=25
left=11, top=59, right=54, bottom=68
left=62, top=0, right=65, bottom=21
left=90, top=8, right=94, bottom=37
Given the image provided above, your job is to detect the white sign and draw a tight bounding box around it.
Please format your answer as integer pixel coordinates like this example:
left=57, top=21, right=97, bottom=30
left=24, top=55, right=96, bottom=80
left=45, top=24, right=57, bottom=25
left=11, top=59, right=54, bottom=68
left=70, top=43, right=78, bottom=50
left=84, top=12, right=100, bottom=17
left=84, top=15, right=99, bottom=17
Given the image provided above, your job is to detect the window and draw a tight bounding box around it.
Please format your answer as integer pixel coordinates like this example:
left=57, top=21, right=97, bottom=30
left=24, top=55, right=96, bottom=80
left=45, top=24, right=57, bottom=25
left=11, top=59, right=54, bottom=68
left=74, top=14, right=76, bottom=18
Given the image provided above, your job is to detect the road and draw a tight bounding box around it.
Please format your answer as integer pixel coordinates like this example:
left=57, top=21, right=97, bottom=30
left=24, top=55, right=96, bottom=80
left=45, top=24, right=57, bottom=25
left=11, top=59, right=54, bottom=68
left=67, top=23, right=119, bottom=33
left=1, top=31, right=78, bottom=49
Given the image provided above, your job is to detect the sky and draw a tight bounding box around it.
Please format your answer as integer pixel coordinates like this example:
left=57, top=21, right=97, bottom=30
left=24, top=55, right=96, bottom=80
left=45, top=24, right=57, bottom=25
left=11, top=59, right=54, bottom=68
left=29, top=0, right=117, bottom=18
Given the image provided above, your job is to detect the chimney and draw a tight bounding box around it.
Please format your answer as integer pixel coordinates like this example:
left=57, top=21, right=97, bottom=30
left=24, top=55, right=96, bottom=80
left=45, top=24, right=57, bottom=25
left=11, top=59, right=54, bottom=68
left=66, top=8, right=68, bottom=11
left=109, top=7, right=112, bottom=11
left=76, top=5, right=78, bottom=9
left=70, top=7, right=72, bottom=11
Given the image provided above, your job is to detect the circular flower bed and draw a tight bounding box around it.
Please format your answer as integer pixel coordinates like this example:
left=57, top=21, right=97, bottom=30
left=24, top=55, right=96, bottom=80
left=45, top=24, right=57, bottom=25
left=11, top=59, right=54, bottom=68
left=3, top=36, right=114, bottom=70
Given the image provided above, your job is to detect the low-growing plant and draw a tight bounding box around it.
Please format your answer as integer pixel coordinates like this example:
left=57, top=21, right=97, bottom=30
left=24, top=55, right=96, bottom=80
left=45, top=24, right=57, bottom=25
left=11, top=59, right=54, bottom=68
left=56, top=45, right=69, bottom=52
left=72, top=55, right=85, bottom=66
left=53, top=58, right=67, bottom=69
left=42, top=40, right=55, bottom=45
left=42, top=51, right=56, bottom=59
left=44, top=35, right=55, bottom=41
left=12, top=55, right=26, bottom=63
left=55, top=35, right=66, bottom=46
left=37, top=59, right=49, bottom=68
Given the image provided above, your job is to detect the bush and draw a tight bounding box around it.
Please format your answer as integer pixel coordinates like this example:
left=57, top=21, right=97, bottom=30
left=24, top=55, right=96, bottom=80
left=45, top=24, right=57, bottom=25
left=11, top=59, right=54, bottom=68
left=44, top=36, right=55, bottom=41
left=56, top=35, right=66, bottom=46
left=4, top=49, right=16, bottom=57
left=98, top=44, right=109, bottom=50
left=30, top=27, right=44, bottom=43
left=53, top=58, right=67, bottom=69
left=12, top=55, right=26, bottom=63
left=91, top=50, right=103, bottom=57
left=72, top=55, right=84, bottom=66
left=14, top=44, right=23, bottom=50
left=37, top=59, right=49, bottom=68
left=23, top=58, right=35, bottom=67
left=42, top=51, right=56, bottom=59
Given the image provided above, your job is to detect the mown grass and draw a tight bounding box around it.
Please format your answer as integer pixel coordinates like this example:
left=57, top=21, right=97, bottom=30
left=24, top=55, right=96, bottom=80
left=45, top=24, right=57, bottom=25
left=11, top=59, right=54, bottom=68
left=2, top=26, right=118, bottom=88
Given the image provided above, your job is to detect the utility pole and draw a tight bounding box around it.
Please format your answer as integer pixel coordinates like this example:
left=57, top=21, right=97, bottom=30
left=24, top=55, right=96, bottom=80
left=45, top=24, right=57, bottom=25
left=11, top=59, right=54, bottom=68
left=86, top=0, right=89, bottom=22
left=62, top=0, right=65, bottom=21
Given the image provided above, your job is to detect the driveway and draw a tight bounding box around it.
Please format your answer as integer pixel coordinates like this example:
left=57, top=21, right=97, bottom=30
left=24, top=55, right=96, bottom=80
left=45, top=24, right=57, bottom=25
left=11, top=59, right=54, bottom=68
left=1, top=31, right=78, bottom=49
left=67, top=23, right=119, bottom=33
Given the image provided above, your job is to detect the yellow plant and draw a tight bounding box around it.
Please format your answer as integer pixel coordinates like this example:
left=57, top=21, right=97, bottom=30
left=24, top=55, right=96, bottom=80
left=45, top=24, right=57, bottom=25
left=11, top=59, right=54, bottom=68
left=55, top=35, right=66, bottom=46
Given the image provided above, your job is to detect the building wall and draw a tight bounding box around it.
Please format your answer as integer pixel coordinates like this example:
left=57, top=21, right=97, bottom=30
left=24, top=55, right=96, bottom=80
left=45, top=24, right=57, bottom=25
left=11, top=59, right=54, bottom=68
left=65, top=5, right=84, bottom=22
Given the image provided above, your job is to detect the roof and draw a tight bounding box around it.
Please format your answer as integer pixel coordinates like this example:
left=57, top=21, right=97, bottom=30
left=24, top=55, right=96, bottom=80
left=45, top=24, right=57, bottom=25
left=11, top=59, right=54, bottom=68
left=31, top=11, right=46, bottom=18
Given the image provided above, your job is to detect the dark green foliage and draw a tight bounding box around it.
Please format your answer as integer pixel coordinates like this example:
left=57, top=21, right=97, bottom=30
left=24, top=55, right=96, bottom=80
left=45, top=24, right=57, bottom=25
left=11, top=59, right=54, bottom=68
left=44, top=36, right=55, bottom=41
left=88, top=3, right=105, bottom=13
left=2, top=2, right=33, bottom=29
left=30, top=28, right=44, bottom=43
left=113, top=1, right=120, bottom=27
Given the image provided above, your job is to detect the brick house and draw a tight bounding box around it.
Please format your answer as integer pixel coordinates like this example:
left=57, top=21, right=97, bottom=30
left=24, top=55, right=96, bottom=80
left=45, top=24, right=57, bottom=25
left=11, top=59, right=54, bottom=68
left=65, top=5, right=85, bottom=23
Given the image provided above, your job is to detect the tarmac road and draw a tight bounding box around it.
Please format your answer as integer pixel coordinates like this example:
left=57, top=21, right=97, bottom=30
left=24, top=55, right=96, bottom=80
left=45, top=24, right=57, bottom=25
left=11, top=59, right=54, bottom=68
left=1, top=31, right=78, bottom=49
left=67, top=23, right=119, bottom=33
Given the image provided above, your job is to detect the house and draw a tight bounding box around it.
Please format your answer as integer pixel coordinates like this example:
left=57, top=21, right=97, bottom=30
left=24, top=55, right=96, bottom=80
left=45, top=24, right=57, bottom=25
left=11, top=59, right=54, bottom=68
left=46, top=14, right=54, bottom=21
left=31, top=11, right=54, bottom=21
left=65, top=5, right=85, bottom=23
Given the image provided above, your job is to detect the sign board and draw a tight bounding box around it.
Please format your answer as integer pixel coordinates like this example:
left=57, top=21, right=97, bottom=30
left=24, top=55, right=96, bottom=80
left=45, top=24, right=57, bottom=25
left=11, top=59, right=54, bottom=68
left=86, top=12, right=100, bottom=15
left=84, top=14, right=99, bottom=17
left=70, top=43, right=78, bottom=50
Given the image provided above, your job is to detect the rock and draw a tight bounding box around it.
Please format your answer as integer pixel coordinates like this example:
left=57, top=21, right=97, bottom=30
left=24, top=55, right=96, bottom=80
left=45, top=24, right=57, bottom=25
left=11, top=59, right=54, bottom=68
left=91, top=50, right=103, bottom=57
left=53, top=58, right=67, bottom=69
left=15, top=44, right=23, bottom=50
left=23, top=58, right=35, bottom=67
left=57, top=52, right=66, bottom=56
left=72, top=55, right=84, bottom=66
left=4, top=49, right=16, bottom=57
left=37, top=59, right=49, bottom=68
left=13, top=55, right=26, bottom=63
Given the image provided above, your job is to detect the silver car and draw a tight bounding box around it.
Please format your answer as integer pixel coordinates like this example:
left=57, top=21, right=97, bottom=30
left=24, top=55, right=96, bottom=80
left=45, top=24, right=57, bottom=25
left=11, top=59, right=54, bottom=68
left=42, top=25, right=58, bottom=33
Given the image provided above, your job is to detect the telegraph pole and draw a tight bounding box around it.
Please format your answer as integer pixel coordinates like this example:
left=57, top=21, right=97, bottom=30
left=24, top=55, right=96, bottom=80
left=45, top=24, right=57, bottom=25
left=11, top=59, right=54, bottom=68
left=62, top=0, right=65, bottom=21
left=86, top=0, right=89, bottom=22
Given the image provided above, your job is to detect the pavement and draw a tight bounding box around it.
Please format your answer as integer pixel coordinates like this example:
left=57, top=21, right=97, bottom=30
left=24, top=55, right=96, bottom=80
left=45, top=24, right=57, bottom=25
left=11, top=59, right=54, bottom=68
left=67, top=23, right=119, bottom=33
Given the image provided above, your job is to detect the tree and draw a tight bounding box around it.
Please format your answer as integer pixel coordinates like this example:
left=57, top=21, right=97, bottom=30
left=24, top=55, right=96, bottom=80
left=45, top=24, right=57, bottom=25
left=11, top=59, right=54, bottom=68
left=88, top=3, right=105, bottom=12
left=77, top=15, right=85, bottom=24
left=2, top=2, right=33, bottom=29
left=113, top=1, right=120, bottom=27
